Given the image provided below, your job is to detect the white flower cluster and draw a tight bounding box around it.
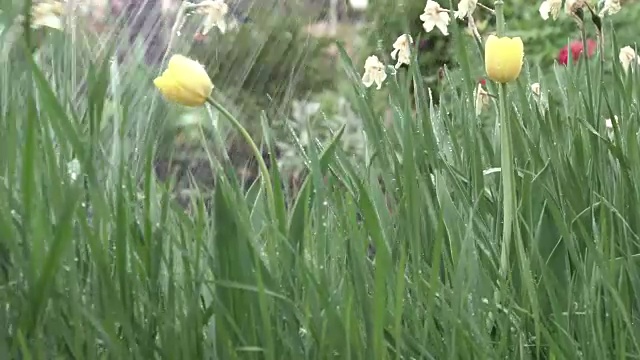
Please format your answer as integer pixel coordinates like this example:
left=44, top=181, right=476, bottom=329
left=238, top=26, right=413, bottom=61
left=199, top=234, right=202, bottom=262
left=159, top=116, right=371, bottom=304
left=539, top=0, right=620, bottom=20
left=361, top=0, right=489, bottom=90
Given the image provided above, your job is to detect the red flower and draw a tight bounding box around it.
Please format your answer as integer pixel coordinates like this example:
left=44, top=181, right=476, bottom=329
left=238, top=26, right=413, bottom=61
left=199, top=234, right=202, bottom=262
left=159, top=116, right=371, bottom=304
left=478, top=78, right=487, bottom=86
left=557, top=39, right=597, bottom=65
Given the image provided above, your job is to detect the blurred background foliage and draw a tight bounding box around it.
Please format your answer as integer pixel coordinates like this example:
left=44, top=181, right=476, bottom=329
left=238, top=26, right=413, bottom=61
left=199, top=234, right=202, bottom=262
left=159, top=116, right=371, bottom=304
left=147, top=0, right=640, bottom=203
left=15, top=0, right=638, bottom=204
left=505, top=0, right=640, bottom=66
left=187, top=7, right=337, bottom=138
left=358, top=0, right=640, bottom=81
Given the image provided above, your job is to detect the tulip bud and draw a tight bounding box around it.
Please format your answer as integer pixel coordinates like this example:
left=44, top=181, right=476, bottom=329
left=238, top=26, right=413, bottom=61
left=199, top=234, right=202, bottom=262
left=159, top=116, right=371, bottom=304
left=154, top=55, right=214, bottom=107
left=484, top=35, right=524, bottom=84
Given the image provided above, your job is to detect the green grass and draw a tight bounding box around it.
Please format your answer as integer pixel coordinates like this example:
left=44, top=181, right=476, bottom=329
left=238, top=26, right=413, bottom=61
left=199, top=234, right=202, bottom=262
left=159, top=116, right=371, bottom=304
left=2, top=1, right=640, bottom=359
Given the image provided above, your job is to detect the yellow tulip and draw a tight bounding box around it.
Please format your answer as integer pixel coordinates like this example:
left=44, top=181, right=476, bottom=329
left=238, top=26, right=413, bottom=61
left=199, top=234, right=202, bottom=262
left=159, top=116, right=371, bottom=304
left=484, top=35, right=524, bottom=84
left=154, top=55, right=214, bottom=107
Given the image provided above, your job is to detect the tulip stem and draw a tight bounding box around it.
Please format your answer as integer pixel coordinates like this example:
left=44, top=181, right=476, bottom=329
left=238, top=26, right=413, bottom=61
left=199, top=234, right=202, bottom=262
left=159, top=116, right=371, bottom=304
left=493, top=0, right=505, bottom=36
left=497, top=83, right=515, bottom=281
left=206, top=97, right=276, bottom=216
left=493, top=0, right=514, bottom=282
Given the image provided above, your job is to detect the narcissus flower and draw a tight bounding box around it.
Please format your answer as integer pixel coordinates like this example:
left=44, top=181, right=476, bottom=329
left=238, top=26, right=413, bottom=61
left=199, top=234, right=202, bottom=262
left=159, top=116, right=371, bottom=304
left=31, top=1, right=65, bottom=30
left=474, top=83, right=490, bottom=115
left=599, top=0, right=621, bottom=16
left=557, top=39, right=596, bottom=65
left=565, top=0, right=586, bottom=14
left=454, top=0, right=477, bottom=19
left=619, top=46, right=640, bottom=73
left=197, top=0, right=229, bottom=34
left=362, top=55, right=387, bottom=89
left=605, top=115, right=618, bottom=129
left=484, top=35, right=524, bottom=84
left=391, top=34, right=413, bottom=68
left=349, top=0, right=369, bottom=10
left=420, top=0, right=451, bottom=36
left=539, top=0, right=562, bottom=20
left=154, top=55, right=214, bottom=107
left=530, top=82, right=541, bottom=96
left=67, top=159, right=81, bottom=182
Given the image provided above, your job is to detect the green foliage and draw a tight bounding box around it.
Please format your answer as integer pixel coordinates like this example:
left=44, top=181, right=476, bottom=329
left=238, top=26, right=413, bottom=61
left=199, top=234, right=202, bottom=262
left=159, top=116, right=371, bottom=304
left=4, top=0, right=640, bottom=359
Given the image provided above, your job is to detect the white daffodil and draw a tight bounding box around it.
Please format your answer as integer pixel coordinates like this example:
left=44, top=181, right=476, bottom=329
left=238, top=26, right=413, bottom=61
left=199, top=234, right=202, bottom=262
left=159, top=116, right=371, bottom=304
left=349, top=0, right=369, bottom=10
left=565, top=0, right=586, bottom=14
left=197, top=0, right=229, bottom=34
left=362, top=55, right=387, bottom=89
left=31, top=1, right=65, bottom=30
left=538, top=0, right=562, bottom=20
left=454, top=0, right=477, bottom=19
left=599, top=0, right=621, bottom=16
left=420, top=0, right=451, bottom=36
left=530, top=83, right=541, bottom=96
left=474, top=83, right=490, bottom=116
left=619, top=46, right=640, bottom=73
left=391, top=34, right=413, bottom=69
left=67, top=159, right=81, bottom=181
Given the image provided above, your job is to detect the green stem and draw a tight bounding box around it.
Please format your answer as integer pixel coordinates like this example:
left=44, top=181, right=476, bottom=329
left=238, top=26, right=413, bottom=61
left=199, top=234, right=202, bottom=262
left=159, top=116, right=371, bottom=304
left=477, top=3, right=495, bottom=14
left=497, top=83, right=514, bottom=280
left=494, top=0, right=505, bottom=36
left=493, top=0, right=514, bottom=281
left=206, top=97, right=276, bottom=215
left=580, top=26, right=594, bottom=114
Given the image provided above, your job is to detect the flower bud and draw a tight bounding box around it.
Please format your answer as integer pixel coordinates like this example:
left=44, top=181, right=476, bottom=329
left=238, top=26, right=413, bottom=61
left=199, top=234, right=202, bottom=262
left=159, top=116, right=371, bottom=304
left=154, top=55, right=214, bottom=107
left=484, top=35, right=524, bottom=84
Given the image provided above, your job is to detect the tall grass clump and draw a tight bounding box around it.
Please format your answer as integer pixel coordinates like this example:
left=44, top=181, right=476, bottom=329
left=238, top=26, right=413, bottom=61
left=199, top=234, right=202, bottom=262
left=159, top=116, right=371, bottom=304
left=1, top=0, right=640, bottom=358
